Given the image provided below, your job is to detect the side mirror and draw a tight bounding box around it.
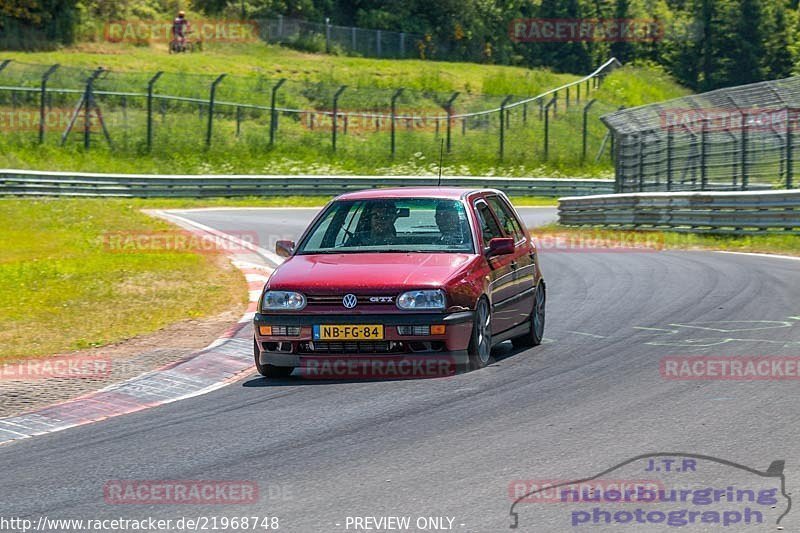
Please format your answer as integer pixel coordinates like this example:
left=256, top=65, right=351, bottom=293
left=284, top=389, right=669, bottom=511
left=487, top=237, right=514, bottom=257
left=275, top=240, right=295, bottom=258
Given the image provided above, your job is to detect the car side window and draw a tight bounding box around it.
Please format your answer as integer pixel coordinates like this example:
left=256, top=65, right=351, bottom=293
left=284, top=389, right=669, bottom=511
left=474, top=200, right=504, bottom=246
left=486, top=196, right=525, bottom=242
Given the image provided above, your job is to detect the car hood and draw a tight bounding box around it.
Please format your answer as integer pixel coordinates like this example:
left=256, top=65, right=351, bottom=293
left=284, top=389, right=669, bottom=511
left=267, top=252, right=477, bottom=292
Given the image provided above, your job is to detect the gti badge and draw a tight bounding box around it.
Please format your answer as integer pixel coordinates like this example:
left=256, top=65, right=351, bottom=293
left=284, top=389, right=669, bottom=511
left=342, top=294, right=358, bottom=309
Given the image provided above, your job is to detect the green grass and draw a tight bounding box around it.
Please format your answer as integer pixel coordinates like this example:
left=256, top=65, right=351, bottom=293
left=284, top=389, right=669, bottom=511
left=537, top=224, right=800, bottom=256
left=0, top=197, right=250, bottom=362
left=1, top=41, right=579, bottom=95
left=0, top=43, right=689, bottom=177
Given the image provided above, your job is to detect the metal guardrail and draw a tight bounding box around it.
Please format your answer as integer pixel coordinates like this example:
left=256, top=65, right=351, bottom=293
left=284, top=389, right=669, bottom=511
left=0, top=170, right=613, bottom=198
left=558, top=189, right=800, bottom=234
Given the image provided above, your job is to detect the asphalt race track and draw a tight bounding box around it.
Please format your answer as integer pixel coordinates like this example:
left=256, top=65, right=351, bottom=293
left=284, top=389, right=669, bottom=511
left=2, top=206, right=800, bottom=532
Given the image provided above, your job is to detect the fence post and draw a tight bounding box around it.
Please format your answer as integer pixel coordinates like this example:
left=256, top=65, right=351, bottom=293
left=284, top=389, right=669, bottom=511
left=390, top=88, right=404, bottom=157
left=786, top=107, right=794, bottom=190
left=83, top=68, right=104, bottom=150
left=400, top=32, right=405, bottom=57
left=741, top=111, right=748, bottom=190
left=581, top=99, right=597, bottom=162
left=39, top=64, right=59, bottom=144
left=499, top=95, right=513, bottom=160
left=543, top=96, right=556, bottom=161
left=325, top=17, right=331, bottom=54
left=576, top=83, right=581, bottom=103
left=146, top=71, right=163, bottom=152
left=236, top=106, right=242, bottom=137
left=666, top=126, right=674, bottom=191
left=444, top=92, right=459, bottom=153
left=700, top=118, right=709, bottom=190
left=522, top=102, right=527, bottom=125
left=538, top=97, right=544, bottom=120
left=332, top=85, right=347, bottom=151
left=351, top=27, right=357, bottom=50
left=566, top=86, right=570, bottom=109
left=377, top=30, right=382, bottom=57
left=637, top=134, right=645, bottom=192
left=269, top=78, right=286, bottom=146
left=553, top=90, right=558, bottom=116
left=206, top=74, right=226, bottom=148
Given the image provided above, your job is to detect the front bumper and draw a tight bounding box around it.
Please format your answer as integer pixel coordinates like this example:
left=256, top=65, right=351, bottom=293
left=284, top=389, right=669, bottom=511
left=253, top=311, right=474, bottom=374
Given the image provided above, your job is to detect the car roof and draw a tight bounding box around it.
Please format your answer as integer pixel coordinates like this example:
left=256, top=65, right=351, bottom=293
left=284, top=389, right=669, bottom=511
left=335, top=187, right=500, bottom=201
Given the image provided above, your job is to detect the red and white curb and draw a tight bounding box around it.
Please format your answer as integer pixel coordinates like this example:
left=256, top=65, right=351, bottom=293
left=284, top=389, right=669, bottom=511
left=0, top=211, right=282, bottom=446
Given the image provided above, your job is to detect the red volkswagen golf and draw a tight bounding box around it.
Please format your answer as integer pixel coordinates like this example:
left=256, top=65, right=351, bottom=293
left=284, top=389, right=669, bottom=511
left=254, top=188, right=545, bottom=379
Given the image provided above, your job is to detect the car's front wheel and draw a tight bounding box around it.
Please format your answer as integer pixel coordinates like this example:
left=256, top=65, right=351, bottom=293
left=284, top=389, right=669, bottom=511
left=468, top=298, right=493, bottom=369
left=253, top=338, right=294, bottom=379
left=511, top=283, right=546, bottom=349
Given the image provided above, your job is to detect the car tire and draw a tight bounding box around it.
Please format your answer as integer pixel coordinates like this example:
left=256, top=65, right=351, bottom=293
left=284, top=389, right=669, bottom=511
left=511, top=283, right=546, bottom=349
left=253, top=338, right=294, bottom=379
left=468, top=297, right=493, bottom=369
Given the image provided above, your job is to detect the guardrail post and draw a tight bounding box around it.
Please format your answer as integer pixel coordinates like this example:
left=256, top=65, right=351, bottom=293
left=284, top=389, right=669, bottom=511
left=576, top=83, right=581, bottom=103
left=499, top=95, right=513, bottom=160
left=444, top=91, right=459, bottom=153
left=538, top=97, right=544, bottom=120
left=522, top=102, right=527, bottom=125
left=666, top=126, right=674, bottom=191
left=566, top=87, right=570, bottom=109
left=146, top=71, right=163, bottom=152
left=390, top=88, right=403, bottom=157
left=38, top=64, right=59, bottom=144
left=582, top=99, right=597, bottom=162
left=786, top=107, right=794, bottom=190
left=700, top=118, right=708, bottom=190
left=206, top=74, right=226, bottom=148
left=553, top=90, right=558, bottom=116
left=269, top=78, right=286, bottom=146
left=741, top=112, right=749, bottom=190
left=586, top=79, right=590, bottom=95
left=332, top=85, right=347, bottom=151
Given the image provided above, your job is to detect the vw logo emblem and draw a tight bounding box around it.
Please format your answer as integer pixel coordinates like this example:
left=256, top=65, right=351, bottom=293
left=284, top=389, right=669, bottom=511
left=342, top=294, right=358, bottom=309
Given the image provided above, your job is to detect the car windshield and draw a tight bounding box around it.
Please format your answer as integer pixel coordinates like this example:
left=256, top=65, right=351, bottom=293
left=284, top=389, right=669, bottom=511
left=296, top=198, right=474, bottom=254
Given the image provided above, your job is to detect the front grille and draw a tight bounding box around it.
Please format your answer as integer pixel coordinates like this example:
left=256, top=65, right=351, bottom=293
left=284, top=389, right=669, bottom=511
left=306, top=295, right=395, bottom=306
left=299, top=341, right=404, bottom=354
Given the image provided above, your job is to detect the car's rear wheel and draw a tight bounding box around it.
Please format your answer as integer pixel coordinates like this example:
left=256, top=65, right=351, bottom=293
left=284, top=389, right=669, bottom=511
left=468, top=298, right=493, bottom=369
left=253, top=338, right=294, bottom=379
left=511, top=283, right=546, bottom=348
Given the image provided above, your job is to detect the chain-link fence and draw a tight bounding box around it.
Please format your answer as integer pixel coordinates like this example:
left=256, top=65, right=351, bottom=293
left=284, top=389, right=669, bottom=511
left=255, top=16, right=425, bottom=59
left=602, top=77, right=800, bottom=192
left=0, top=58, right=620, bottom=171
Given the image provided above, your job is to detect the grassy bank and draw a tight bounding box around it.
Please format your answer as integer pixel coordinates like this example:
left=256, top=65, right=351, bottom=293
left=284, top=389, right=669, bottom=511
left=0, top=43, right=689, bottom=176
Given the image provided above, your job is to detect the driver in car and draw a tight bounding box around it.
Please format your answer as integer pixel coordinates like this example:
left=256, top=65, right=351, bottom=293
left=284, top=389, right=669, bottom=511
left=349, top=201, right=398, bottom=246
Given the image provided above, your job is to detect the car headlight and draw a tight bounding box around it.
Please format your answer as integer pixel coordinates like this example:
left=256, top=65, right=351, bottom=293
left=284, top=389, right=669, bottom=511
left=262, top=291, right=306, bottom=311
left=396, top=289, right=446, bottom=310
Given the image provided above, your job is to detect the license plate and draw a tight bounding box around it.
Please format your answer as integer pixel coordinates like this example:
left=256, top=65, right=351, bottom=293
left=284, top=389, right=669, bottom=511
left=313, top=324, right=384, bottom=340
